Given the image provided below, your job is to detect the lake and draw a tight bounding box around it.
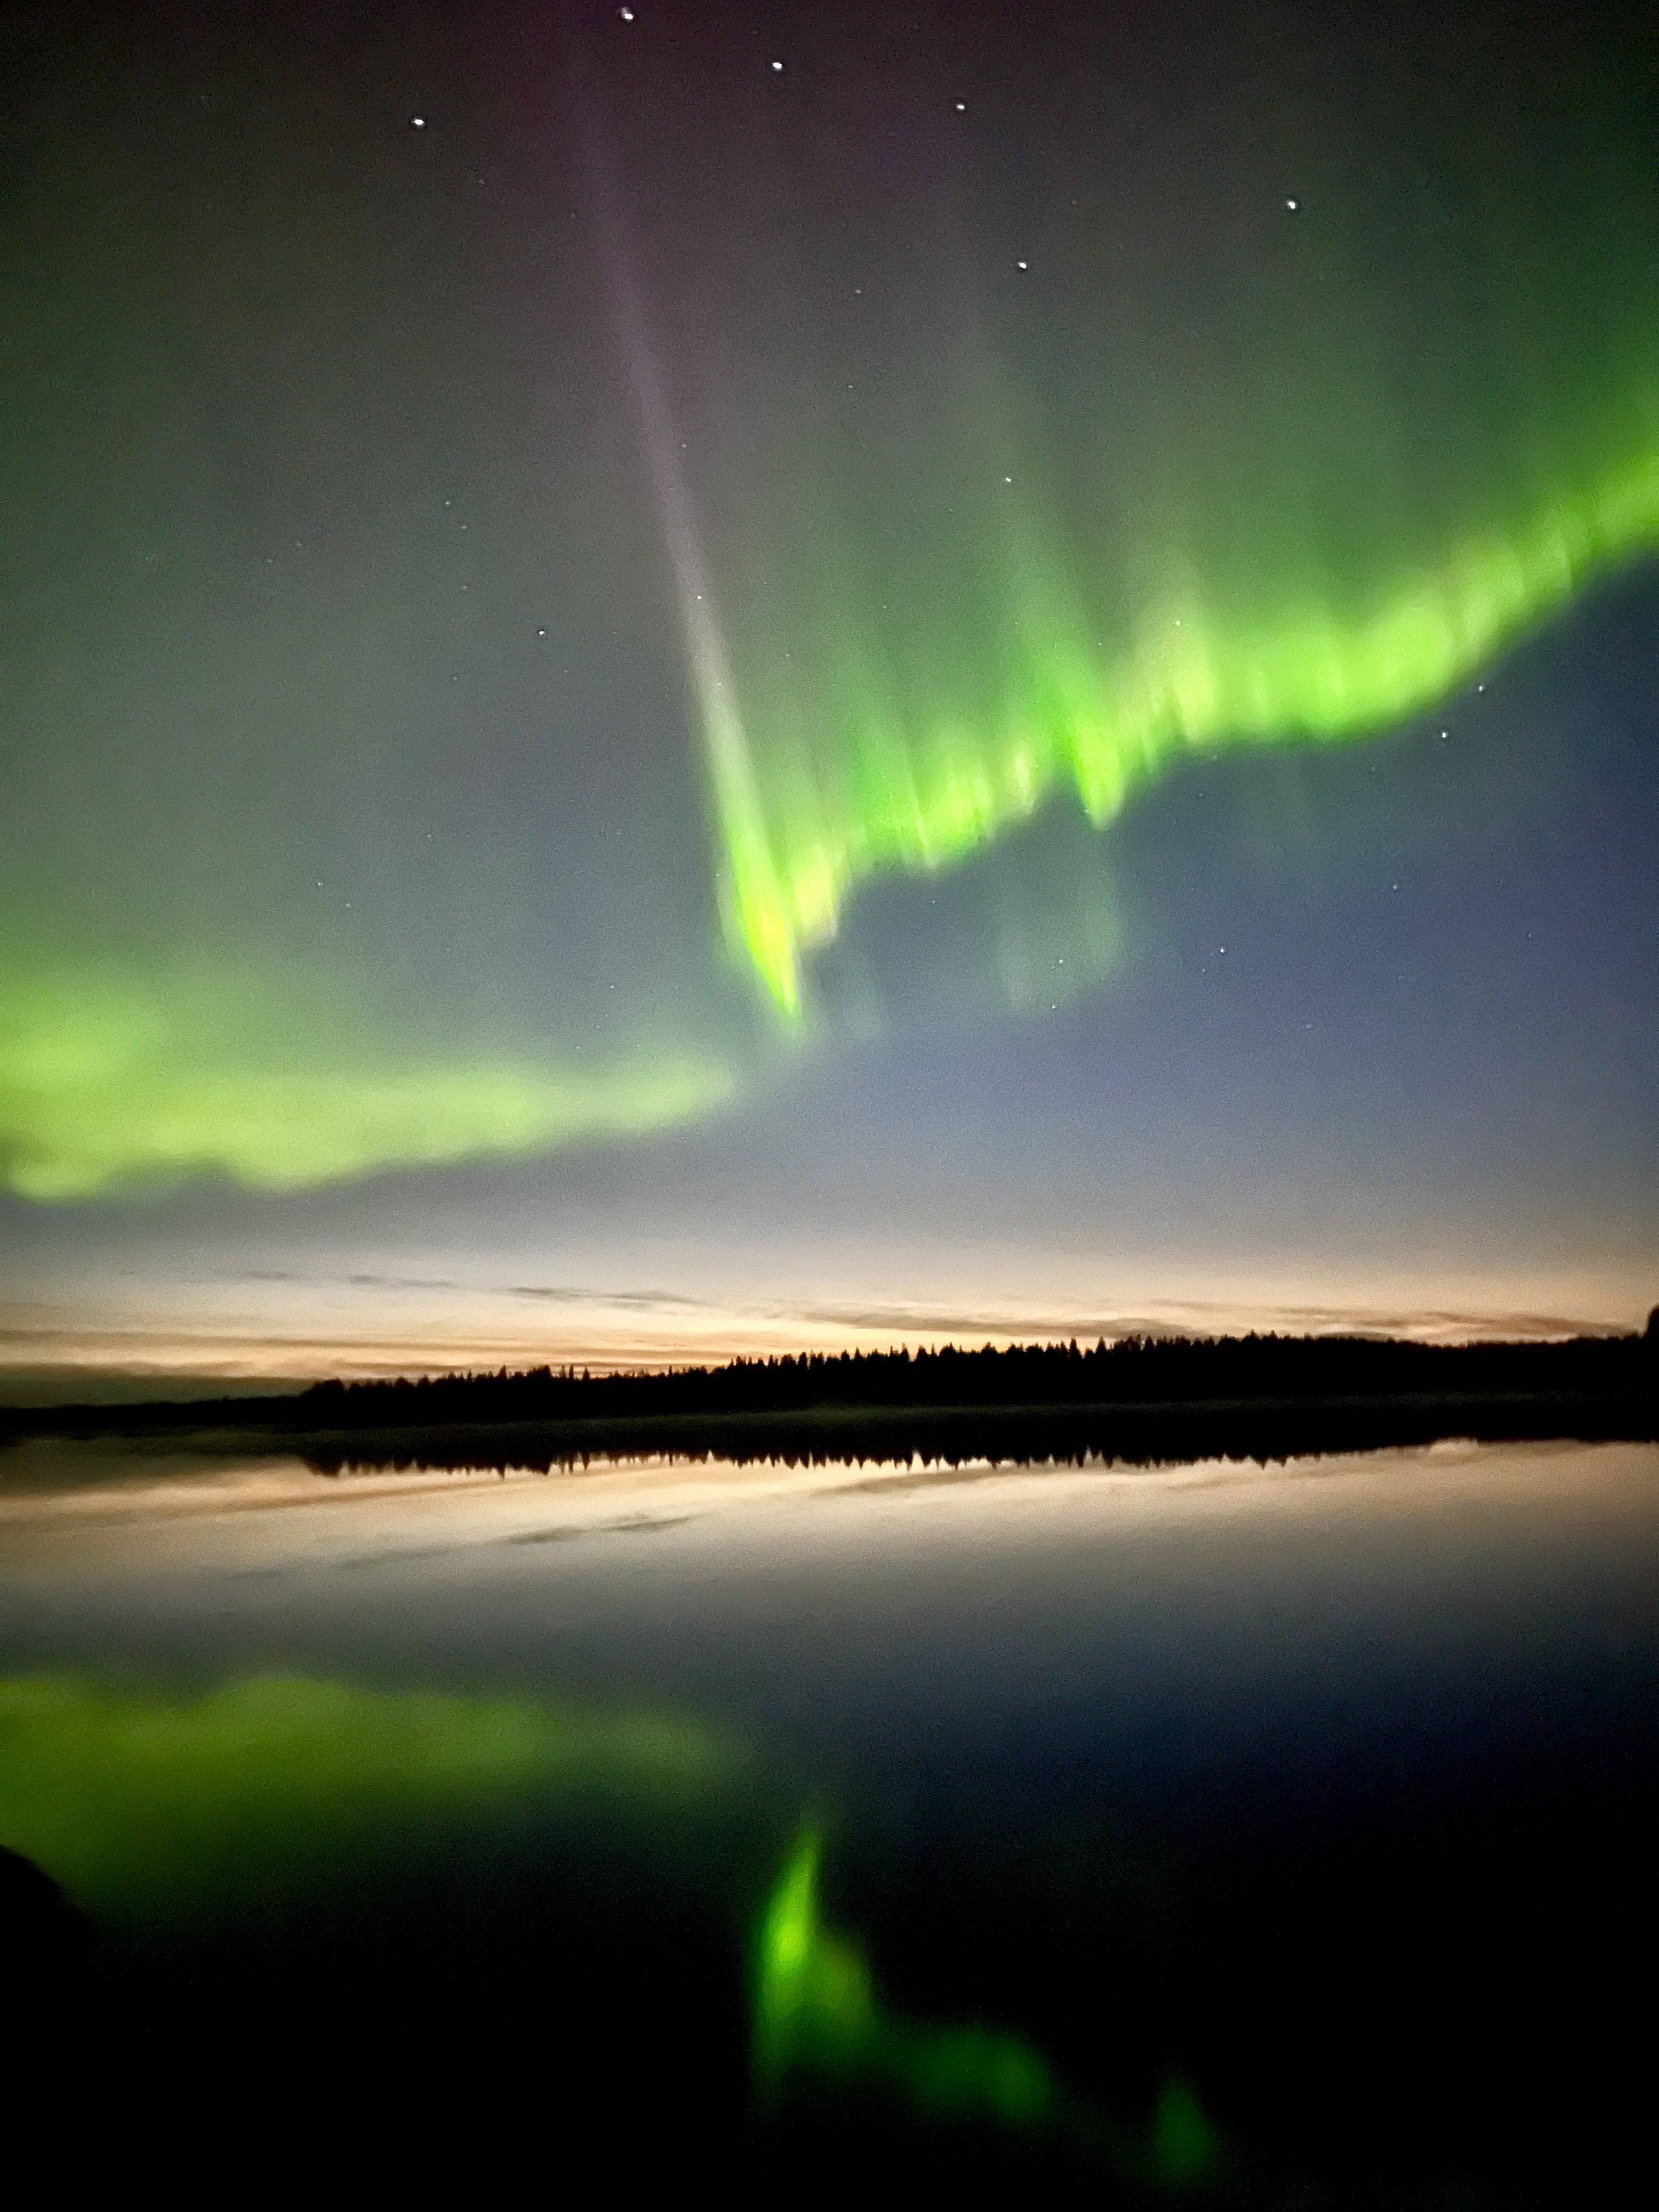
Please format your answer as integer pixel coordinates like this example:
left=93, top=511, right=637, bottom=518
left=2, top=1438, right=1654, bottom=2203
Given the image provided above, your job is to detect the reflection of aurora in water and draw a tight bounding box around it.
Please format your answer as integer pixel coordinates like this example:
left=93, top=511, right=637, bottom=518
left=3, top=1435, right=1656, bottom=2200
left=753, top=1829, right=1223, bottom=2190
left=1, top=1672, right=1216, bottom=2183
left=0, top=1673, right=749, bottom=1933
left=753, top=1829, right=1054, bottom=2125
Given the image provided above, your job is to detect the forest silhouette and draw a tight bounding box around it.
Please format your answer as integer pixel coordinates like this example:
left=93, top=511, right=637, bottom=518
left=5, top=1319, right=1653, bottom=1473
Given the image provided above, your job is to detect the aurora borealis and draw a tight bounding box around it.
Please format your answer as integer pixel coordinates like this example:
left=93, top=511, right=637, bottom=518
left=5, top=1438, right=1656, bottom=2196
left=599, top=1, right=1658, bottom=1017
left=1, top=0, right=1656, bottom=1380
left=704, top=453, right=1659, bottom=1015
left=0, top=956, right=732, bottom=1200
left=3, top=10, right=1656, bottom=2183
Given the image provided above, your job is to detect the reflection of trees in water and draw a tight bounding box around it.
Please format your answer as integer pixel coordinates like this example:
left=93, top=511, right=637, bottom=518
left=8, top=1332, right=1651, bottom=1479
left=98, top=1330, right=1643, bottom=1479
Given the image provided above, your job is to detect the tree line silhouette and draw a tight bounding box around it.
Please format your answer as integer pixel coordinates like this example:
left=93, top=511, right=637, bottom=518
left=4, top=1320, right=1652, bottom=1470
left=292, top=1324, right=1656, bottom=1427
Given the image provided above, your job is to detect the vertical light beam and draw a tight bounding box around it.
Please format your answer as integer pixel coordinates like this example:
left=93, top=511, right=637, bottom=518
left=585, top=122, right=803, bottom=1018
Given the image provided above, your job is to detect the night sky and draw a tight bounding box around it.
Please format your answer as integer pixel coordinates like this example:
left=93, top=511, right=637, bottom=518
left=2, top=0, right=1655, bottom=1393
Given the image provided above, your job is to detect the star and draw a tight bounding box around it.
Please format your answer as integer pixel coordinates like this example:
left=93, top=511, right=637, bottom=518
left=410, top=115, right=427, bottom=130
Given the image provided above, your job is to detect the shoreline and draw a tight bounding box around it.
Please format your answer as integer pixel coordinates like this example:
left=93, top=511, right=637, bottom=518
left=5, top=1385, right=1652, bottom=1477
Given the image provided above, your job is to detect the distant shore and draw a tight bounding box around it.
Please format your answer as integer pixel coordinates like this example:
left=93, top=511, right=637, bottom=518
left=3, top=1331, right=1651, bottom=1472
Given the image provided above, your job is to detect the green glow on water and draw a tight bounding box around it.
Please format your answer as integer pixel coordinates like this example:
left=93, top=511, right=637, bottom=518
left=0, top=965, right=733, bottom=1198
left=752, top=1832, right=1231, bottom=2186
left=2, top=1677, right=1229, bottom=2182
left=1152, top=2073, right=1224, bottom=2189
left=753, top=1830, right=1054, bottom=2128
left=707, top=452, right=1659, bottom=1014
left=0, top=1673, right=742, bottom=1934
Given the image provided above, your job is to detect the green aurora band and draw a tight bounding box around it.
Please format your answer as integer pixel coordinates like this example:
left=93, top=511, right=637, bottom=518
left=0, top=962, right=734, bottom=1200
left=4, top=7, right=1654, bottom=1199
left=703, top=449, right=1659, bottom=1017
left=8, top=452, right=1653, bottom=1193
left=10, top=431, right=1651, bottom=1195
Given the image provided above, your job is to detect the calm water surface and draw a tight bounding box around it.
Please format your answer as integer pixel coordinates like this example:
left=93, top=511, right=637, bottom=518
left=2, top=1438, right=1654, bottom=2203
